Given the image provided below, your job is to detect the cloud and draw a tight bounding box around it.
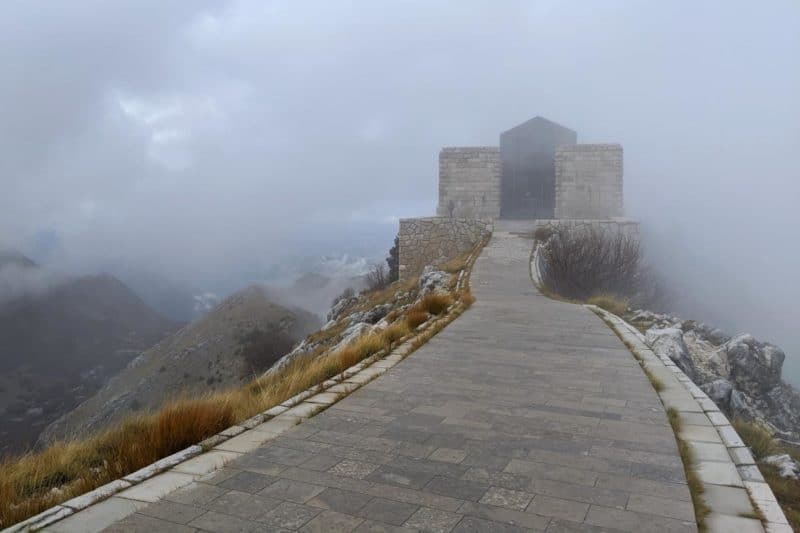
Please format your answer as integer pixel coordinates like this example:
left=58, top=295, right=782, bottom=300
left=0, top=1, right=798, bottom=377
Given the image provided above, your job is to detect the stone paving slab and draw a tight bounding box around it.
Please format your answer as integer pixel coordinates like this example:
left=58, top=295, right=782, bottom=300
left=53, top=226, right=699, bottom=532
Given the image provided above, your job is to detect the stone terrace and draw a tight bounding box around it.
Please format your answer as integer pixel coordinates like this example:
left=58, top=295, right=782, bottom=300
left=57, top=223, right=696, bottom=532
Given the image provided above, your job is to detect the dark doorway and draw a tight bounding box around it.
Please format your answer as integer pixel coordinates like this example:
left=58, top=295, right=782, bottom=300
left=499, top=117, right=577, bottom=219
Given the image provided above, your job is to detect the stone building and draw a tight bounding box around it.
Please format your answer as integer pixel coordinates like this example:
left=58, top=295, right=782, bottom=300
left=436, top=116, right=623, bottom=220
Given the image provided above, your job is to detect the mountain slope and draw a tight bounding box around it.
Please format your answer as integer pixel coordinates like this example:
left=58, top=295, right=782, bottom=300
left=0, top=251, right=37, bottom=269
left=0, top=272, right=177, bottom=456
left=40, top=285, right=320, bottom=443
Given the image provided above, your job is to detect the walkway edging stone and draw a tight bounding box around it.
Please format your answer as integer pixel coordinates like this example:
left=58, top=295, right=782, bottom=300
left=589, top=305, right=790, bottom=533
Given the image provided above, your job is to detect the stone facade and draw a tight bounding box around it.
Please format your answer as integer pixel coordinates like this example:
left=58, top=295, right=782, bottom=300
left=398, top=217, right=492, bottom=281
left=554, top=144, right=623, bottom=219
left=436, top=118, right=625, bottom=221
left=436, top=147, right=501, bottom=219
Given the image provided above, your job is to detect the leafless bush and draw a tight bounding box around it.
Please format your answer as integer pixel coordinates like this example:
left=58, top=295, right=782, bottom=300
left=539, top=226, right=641, bottom=301
left=365, top=263, right=390, bottom=291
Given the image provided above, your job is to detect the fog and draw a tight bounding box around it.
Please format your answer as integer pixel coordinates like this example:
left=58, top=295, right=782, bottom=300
left=1, top=3, right=798, bottom=378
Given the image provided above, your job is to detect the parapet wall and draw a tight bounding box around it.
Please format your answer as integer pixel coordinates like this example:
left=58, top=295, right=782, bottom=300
left=555, top=144, right=623, bottom=219
left=399, top=217, right=492, bottom=281
left=437, top=147, right=501, bottom=219
left=532, top=218, right=640, bottom=237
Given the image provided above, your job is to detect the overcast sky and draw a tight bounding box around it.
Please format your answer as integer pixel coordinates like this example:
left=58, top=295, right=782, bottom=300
left=1, top=2, right=799, bottom=376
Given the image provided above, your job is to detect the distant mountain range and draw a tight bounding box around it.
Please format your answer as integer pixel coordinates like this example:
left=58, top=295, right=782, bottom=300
left=0, top=250, right=362, bottom=455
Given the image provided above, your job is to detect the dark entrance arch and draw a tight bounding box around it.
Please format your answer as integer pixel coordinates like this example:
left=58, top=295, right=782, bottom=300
left=500, top=116, right=576, bottom=219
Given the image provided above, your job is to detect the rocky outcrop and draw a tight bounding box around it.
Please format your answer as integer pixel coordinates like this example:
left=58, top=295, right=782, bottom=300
left=419, top=265, right=451, bottom=293
left=726, top=334, right=785, bottom=393
left=348, top=303, right=393, bottom=325
left=763, top=454, right=800, bottom=480
left=645, top=327, right=699, bottom=380
left=631, top=310, right=800, bottom=443
left=271, top=268, right=451, bottom=372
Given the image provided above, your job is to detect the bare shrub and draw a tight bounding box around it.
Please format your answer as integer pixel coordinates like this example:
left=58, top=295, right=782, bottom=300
left=380, top=321, right=410, bottom=345
left=540, top=226, right=641, bottom=301
left=405, top=310, right=429, bottom=329
left=416, top=293, right=453, bottom=315
left=365, top=263, right=390, bottom=291
left=459, top=289, right=476, bottom=308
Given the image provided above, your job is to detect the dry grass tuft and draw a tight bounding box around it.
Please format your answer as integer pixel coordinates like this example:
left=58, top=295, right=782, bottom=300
left=353, top=277, right=417, bottom=314
left=148, top=398, right=236, bottom=457
left=0, top=397, right=235, bottom=527
left=416, top=293, right=453, bottom=316
left=665, top=408, right=710, bottom=531
left=587, top=293, right=629, bottom=316
left=759, top=464, right=800, bottom=528
left=643, top=368, right=665, bottom=392
left=307, top=320, right=348, bottom=346
left=438, top=251, right=472, bottom=274
left=733, top=419, right=777, bottom=459
left=679, top=438, right=710, bottom=531
left=459, top=290, right=476, bottom=308
left=349, top=333, right=387, bottom=360
left=667, top=407, right=683, bottom=432
left=380, top=321, right=410, bottom=345
left=405, top=310, right=429, bottom=329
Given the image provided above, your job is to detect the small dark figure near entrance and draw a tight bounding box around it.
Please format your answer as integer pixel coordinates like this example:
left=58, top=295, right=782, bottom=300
left=447, top=199, right=455, bottom=218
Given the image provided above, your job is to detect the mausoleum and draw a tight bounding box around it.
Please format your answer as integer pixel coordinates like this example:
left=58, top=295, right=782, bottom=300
left=437, top=116, right=623, bottom=220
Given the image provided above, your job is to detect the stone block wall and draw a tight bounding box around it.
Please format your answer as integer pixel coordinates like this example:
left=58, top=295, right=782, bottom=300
left=555, top=144, right=623, bottom=219
left=437, top=147, right=501, bottom=219
left=532, top=218, right=640, bottom=238
left=398, top=217, right=493, bottom=281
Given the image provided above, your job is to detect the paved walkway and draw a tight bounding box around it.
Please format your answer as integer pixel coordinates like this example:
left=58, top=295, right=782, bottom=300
left=93, top=226, right=696, bottom=532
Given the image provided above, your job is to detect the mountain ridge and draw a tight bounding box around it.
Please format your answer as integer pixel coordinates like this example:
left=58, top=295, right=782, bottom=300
left=39, top=284, right=320, bottom=445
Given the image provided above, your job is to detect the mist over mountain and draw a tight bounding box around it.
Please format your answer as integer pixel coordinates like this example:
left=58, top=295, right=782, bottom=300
left=0, top=268, right=177, bottom=456
left=0, top=3, right=797, bottom=401
left=41, top=285, right=320, bottom=444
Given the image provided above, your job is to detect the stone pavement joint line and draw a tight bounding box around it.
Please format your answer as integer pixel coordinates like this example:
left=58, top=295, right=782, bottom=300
left=42, top=224, right=705, bottom=532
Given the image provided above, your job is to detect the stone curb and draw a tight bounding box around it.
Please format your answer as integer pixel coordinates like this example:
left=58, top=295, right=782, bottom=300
left=8, top=338, right=423, bottom=533
left=589, top=305, right=791, bottom=533
left=7, top=240, right=486, bottom=533
left=529, top=241, right=545, bottom=287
